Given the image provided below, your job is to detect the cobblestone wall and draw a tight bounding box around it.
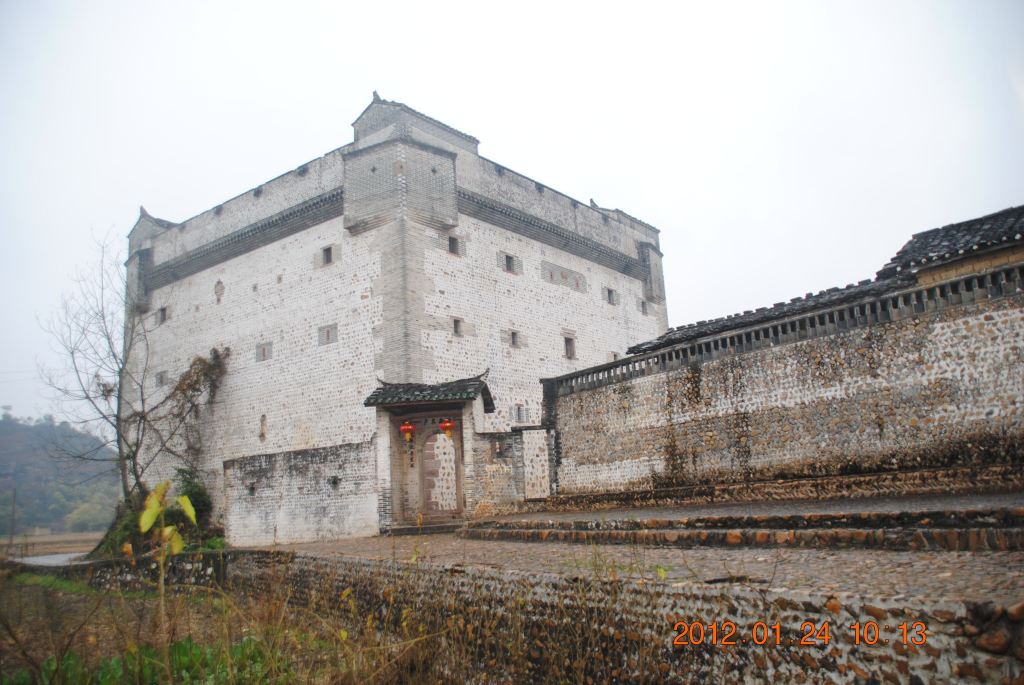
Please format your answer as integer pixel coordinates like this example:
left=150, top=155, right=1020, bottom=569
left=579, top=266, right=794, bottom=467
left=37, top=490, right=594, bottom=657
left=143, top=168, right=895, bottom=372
left=232, top=551, right=1024, bottom=684
left=551, top=288, right=1024, bottom=496
left=34, top=550, right=1015, bottom=684
left=519, top=428, right=550, bottom=500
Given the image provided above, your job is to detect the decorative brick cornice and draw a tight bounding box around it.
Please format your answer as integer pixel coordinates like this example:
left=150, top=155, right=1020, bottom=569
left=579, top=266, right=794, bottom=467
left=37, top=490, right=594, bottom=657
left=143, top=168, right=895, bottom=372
left=341, top=135, right=458, bottom=162
left=140, top=183, right=652, bottom=291
left=143, top=188, right=344, bottom=291
left=456, top=188, right=648, bottom=282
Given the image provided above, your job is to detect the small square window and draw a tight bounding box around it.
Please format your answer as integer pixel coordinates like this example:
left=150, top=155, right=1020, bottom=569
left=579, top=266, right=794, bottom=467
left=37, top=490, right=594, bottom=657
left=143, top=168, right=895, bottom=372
left=564, top=336, right=576, bottom=360
left=509, top=330, right=520, bottom=348
left=256, top=342, right=272, bottom=362
left=318, top=323, right=338, bottom=346
left=157, top=307, right=168, bottom=324
left=322, top=246, right=333, bottom=265
left=505, top=254, right=515, bottom=272
left=155, top=371, right=168, bottom=387
left=453, top=318, right=463, bottom=337
left=448, top=236, right=460, bottom=254
left=604, top=288, right=618, bottom=305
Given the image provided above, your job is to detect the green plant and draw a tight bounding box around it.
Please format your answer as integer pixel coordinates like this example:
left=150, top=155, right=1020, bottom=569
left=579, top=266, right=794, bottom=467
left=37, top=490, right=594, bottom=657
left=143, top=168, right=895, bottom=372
left=138, top=480, right=196, bottom=681
left=14, top=573, right=155, bottom=601
left=201, top=536, right=225, bottom=551
left=174, top=468, right=212, bottom=530
left=0, top=636, right=290, bottom=684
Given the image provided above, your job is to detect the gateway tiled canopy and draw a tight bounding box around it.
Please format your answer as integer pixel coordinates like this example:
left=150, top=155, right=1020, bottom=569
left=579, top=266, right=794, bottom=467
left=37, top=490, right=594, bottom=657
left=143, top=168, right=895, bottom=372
left=364, top=371, right=496, bottom=413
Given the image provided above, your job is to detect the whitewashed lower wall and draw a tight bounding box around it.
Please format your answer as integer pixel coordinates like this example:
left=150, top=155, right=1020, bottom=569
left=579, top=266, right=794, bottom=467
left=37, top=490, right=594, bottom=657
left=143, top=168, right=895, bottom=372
left=223, top=440, right=378, bottom=546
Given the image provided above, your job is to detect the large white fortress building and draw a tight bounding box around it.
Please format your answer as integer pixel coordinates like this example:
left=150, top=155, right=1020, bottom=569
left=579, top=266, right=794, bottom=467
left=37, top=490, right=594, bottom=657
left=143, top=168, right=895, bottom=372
left=125, top=95, right=668, bottom=545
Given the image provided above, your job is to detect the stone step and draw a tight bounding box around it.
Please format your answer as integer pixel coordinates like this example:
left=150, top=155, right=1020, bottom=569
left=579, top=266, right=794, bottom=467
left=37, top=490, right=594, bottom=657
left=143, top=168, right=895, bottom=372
left=382, top=522, right=465, bottom=536
left=467, top=507, right=1024, bottom=533
left=459, top=525, right=1024, bottom=552
left=543, top=463, right=1023, bottom=512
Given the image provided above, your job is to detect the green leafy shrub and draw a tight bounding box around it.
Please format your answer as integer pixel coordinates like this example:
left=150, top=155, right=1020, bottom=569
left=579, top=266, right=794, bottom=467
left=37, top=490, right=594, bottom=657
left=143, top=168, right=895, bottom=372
left=201, top=536, right=225, bottom=551
left=174, top=468, right=212, bottom=530
left=90, top=470, right=215, bottom=560
left=90, top=498, right=144, bottom=559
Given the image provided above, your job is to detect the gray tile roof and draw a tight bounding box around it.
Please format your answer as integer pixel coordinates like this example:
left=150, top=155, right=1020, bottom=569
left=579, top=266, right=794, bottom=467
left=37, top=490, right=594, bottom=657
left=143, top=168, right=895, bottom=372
left=628, top=279, right=891, bottom=354
left=139, top=205, right=178, bottom=229
left=629, top=203, right=1024, bottom=355
left=877, top=204, right=1024, bottom=279
left=364, top=372, right=495, bottom=413
left=354, top=94, right=480, bottom=145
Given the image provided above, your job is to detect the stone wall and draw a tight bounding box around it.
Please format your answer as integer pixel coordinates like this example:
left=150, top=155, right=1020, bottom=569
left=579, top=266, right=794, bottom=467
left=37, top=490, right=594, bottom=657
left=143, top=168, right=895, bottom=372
left=20, top=550, right=1021, bottom=683
left=548, top=275, right=1024, bottom=497
left=226, top=552, right=1018, bottom=684
left=545, top=463, right=1024, bottom=513
left=223, top=441, right=378, bottom=545
left=463, top=431, right=523, bottom=517
left=519, top=428, right=551, bottom=500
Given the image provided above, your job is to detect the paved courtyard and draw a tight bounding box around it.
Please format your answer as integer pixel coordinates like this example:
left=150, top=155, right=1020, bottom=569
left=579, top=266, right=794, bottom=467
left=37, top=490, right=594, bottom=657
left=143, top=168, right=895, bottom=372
left=276, top=492, right=1024, bottom=606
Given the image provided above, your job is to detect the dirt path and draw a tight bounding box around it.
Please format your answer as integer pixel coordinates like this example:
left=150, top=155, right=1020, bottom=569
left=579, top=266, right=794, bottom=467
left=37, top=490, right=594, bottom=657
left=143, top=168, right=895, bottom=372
left=1, top=531, right=102, bottom=558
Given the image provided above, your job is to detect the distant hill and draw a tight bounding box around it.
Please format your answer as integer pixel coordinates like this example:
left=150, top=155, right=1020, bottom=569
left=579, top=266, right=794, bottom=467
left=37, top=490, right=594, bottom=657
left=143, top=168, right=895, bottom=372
left=0, top=412, right=120, bottom=535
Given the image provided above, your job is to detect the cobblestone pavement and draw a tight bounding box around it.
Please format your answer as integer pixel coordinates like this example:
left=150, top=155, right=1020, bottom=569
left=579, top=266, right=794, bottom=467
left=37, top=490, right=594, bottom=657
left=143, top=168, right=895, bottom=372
left=496, top=492, right=1024, bottom=523
left=275, top=494, right=1024, bottom=605
left=279, top=533, right=1024, bottom=605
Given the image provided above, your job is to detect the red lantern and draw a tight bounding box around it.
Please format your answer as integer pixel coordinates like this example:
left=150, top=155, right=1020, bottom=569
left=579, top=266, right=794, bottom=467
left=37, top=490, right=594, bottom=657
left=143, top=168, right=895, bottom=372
left=399, top=420, right=415, bottom=443
left=439, top=417, right=456, bottom=438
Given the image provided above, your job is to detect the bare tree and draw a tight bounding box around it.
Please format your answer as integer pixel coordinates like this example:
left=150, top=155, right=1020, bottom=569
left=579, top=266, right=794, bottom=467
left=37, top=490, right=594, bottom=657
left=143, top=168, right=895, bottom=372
left=41, top=237, right=229, bottom=506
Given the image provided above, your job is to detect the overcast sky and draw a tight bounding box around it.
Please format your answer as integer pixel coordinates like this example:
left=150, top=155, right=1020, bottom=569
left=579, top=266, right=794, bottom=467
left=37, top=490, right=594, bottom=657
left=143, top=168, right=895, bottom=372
left=1, top=0, right=1022, bottom=416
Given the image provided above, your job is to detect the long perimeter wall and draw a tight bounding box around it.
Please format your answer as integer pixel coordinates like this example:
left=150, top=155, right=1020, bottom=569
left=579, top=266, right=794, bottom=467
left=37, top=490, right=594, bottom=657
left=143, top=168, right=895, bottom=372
left=546, top=267, right=1024, bottom=496
left=15, top=549, right=1022, bottom=683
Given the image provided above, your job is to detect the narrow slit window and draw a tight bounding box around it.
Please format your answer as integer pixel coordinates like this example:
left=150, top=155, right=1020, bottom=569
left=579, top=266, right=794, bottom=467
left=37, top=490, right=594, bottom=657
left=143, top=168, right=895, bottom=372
left=448, top=236, right=460, bottom=255
left=453, top=318, right=463, bottom=337
left=318, top=324, right=338, bottom=346
left=321, top=246, right=333, bottom=265
left=509, top=330, right=519, bottom=347
left=157, top=307, right=168, bottom=324
left=564, top=336, right=576, bottom=359
left=505, top=254, right=515, bottom=272
left=256, top=342, right=273, bottom=362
